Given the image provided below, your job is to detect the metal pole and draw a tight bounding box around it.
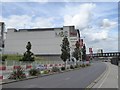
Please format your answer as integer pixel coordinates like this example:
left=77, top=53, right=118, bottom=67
left=0, top=24, right=2, bottom=61
left=0, top=22, right=4, bottom=61
left=77, top=30, right=80, bottom=61
left=2, top=23, right=5, bottom=63
left=80, top=45, right=82, bottom=62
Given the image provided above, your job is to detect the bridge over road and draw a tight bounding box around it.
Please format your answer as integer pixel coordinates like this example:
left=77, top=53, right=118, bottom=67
left=88, top=52, right=120, bottom=65
left=90, top=52, right=120, bottom=57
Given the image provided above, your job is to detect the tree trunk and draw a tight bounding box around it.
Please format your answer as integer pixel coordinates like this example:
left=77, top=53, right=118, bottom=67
left=64, top=61, right=67, bottom=69
left=76, top=60, right=78, bottom=66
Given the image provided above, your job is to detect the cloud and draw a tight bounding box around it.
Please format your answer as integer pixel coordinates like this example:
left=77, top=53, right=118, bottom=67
left=82, top=24, right=118, bottom=53
left=3, top=15, right=32, bottom=29
left=0, top=15, right=3, bottom=21
left=63, top=3, right=110, bottom=42
left=63, top=3, right=96, bottom=29
left=100, top=19, right=117, bottom=29
left=90, top=30, right=108, bottom=41
left=88, top=37, right=118, bottom=53
left=84, top=28, right=118, bottom=53
left=82, top=27, right=108, bottom=43
left=62, top=3, right=117, bottom=50
left=1, top=0, right=119, bottom=2
left=62, top=0, right=119, bottom=2
left=1, top=0, right=48, bottom=2
left=2, top=15, right=54, bottom=29
left=32, top=17, right=54, bottom=28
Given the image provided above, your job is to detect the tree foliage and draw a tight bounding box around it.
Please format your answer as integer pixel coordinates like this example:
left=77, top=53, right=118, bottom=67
left=26, top=42, right=31, bottom=51
left=20, top=41, right=34, bottom=62
left=60, top=36, right=70, bottom=62
left=72, top=41, right=81, bottom=61
left=82, top=44, right=86, bottom=61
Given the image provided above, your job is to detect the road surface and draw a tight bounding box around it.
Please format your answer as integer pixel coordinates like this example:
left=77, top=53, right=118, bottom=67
left=2, top=61, right=107, bottom=88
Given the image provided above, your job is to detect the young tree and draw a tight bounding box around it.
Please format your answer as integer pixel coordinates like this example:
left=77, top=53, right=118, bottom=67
left=82, top=44, right=86, bottom=61
left=60, top=36, right=70, bottom=68
left=72, top=41, right=81, bottom=65
left=20, top=41, right=34, bottom=62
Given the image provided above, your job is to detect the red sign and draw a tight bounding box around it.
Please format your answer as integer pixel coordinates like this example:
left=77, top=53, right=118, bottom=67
left=0, top=76, right=3, bottom=79
left=69, top=26, right=77, bottom=37
left=0, top=66, right=6, bottom=70
left=26, top=65, right=32, bottom=69
left=14, top=66, right=21, bottom=69
left=70, top=32, right=77, bottom=36
left=89, top=48, right=92, bottom=52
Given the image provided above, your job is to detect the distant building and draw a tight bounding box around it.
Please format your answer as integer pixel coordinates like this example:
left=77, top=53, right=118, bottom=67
left=5, top=26, right=79, bottom=55
left=97, top=49, right=103, bottom=53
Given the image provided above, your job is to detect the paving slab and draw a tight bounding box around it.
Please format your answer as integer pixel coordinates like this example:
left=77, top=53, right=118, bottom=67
left=92, top=62, right=118, bottom=88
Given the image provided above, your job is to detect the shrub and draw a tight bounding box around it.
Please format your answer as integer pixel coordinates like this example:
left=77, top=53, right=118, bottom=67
left=43, top=70, right=50, bottom=74
left=8, top=67, right=26, bottom=80
left=86, top=64, right=90, bottom=66
left=70, top=65, right=74, bottom=69
left=29, top=69, right=40, bottom=76
left=75, top=65, right=79, bottom=68
left=52, top=67, right=60, bottom=72
left=2, top=55, right=7, bottom=61
left=79, top=65, right=82, bottom=67
left=67, top=67, right=69, bottom=70
left=81, top=64, right=86, bottom=67
left=61, top=67, right=65, bottom=71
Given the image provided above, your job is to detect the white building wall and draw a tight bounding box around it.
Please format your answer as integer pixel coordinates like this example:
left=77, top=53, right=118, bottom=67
left=4, top=26, right=78, bottom=55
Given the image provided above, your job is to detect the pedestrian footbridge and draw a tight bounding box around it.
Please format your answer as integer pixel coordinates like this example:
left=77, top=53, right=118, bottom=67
left=90, top=52, right=120, bottom=57
left=88, top=52, right=120, bottom=66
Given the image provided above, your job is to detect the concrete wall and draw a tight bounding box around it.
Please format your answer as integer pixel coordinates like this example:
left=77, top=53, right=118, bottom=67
left=5, top=29, right=62, bottom=54
left=111, top=57, right=119, bottom=66
left=4, top=26, right=78, bottom=55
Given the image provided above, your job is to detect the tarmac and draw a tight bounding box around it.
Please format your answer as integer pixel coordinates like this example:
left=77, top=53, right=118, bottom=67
left=0, top=61, right=119, bottom=89
left=89, top=62, right=118, bottom=88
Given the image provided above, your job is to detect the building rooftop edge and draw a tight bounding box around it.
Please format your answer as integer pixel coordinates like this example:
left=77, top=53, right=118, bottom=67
left=7, top=26, right=76, bottom=32
left=19, top=27, right=63, bottom=31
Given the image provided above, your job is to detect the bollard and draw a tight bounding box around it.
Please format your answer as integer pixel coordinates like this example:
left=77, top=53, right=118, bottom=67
left=0, top=66, right=6, bottom=70
left=0, top=76, right=3, bottom=79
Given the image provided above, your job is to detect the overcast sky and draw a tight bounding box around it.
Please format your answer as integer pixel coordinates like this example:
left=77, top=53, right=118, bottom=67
left=0, top=0, right=118, bottom=53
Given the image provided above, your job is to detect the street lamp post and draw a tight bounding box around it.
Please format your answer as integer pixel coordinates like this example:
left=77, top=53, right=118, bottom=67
left=0, top=22, right=5, bottom=61
left=77, top=29, right=85, bottom=61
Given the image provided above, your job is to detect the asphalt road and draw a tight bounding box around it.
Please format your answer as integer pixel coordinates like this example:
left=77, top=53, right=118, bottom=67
left=2, top=61, right=107, bottom=88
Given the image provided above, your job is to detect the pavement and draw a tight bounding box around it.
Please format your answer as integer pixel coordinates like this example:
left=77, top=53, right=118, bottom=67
left=88, top=62, right=118, bottom=88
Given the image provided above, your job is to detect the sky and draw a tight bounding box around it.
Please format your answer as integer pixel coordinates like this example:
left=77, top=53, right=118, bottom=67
left=0, top=0, right=118, bottom=53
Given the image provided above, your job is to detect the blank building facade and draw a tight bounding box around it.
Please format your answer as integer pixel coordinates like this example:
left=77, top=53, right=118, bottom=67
left=5, top=26, right=78, bottom=55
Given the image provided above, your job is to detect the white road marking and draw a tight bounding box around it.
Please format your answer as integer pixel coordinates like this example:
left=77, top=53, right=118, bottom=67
left=98, top=63, right=110, bottom=88
left=23, top=84, right=41, bottom=88
left=65, top=77, right=70, bottom=80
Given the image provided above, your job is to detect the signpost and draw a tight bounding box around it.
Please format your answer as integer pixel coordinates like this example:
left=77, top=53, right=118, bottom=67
left=89, top=48, right=93, bottom=63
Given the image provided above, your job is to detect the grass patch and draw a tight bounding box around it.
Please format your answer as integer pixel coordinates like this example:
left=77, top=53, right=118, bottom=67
left=5, top=54, right=22, bottom=61
left=3, top=54, right=44, bottom=61
left=34, top=56, right=45, bottom=61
